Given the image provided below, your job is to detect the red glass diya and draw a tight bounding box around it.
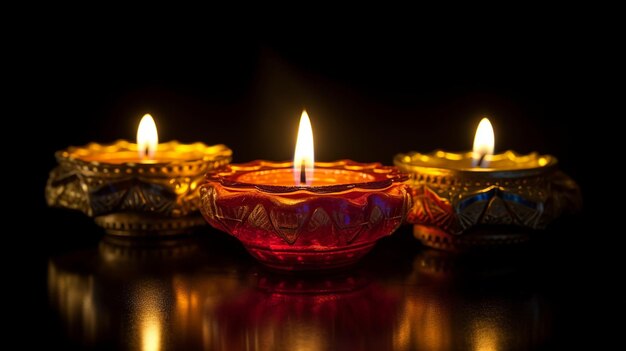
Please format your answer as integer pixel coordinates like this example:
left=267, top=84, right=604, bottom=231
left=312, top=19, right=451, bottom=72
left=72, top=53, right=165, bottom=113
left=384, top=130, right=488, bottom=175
left=199, top=160, right=410, bottom=270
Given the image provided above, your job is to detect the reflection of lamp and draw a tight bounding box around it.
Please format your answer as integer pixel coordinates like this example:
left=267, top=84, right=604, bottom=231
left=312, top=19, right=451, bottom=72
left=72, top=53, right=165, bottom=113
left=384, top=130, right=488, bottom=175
left=391, top=249, right=552, bottom=350
left=47, top=237, right=245, bottom=349
left=209, top=270, right=400, bottom=350
left=127, top=280, right=165, bottom=351
left=172, top=274, right=244, bottom=348
left=47, top=260, right=99, bottom=344
left=48, top=235, right=555, bottom=349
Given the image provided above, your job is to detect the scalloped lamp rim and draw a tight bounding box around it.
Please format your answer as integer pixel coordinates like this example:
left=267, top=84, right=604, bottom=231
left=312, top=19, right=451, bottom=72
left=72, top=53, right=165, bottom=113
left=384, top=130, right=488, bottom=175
left=394, top=150, right=558, bottom=177
left=205, top=160, right=409, bottom=194
left=56, top=139, right=233, bottom=168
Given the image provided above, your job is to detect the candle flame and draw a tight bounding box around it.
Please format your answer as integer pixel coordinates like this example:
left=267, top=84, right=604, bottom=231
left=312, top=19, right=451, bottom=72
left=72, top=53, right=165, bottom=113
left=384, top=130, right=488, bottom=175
left=472, top=117, right=495, bottom=167
left=294, top=110, right=314, bottom=185
left=137, top=114, right=158, bottom=160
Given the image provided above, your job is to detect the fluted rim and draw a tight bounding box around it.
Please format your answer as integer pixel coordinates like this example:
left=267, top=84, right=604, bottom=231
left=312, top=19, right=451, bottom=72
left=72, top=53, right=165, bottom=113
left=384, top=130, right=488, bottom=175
left=54, top=140, right=232, bottom=176
left=205, top=160, right=408, bottom=194
left=394, top=150, right=557, bottom=178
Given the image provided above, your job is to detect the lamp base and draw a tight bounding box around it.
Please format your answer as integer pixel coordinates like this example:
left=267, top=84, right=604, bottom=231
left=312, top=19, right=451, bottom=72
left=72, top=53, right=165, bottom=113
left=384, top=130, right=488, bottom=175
left=413, top=224, right=531, bottom=252
left=242, top=241, right=377, bottom=271
left=94, top=213, right=205, bottom=236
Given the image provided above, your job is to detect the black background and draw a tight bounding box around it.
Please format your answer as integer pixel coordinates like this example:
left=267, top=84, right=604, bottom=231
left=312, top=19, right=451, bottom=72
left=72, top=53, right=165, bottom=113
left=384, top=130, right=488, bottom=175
left=14, top=22, right=608, bottom=348
left=27, top=31, right=598, bottom=228
left=29, top=32, right=594, bottom=198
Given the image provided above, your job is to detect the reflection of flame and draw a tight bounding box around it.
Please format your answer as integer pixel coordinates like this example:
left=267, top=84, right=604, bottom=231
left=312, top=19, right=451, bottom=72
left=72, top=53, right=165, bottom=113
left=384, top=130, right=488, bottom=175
left=47, top=263, right=98, bottom=342
left=171, top=275, right=242, bottom=349
left=211, top=274, right=398, bottom=351
left=47, top=240, right=246, bottom=349
left=293, top=110, right=314, bottom=185
left=137, top=113, right=158, bottom=160
left=472, top=319, right=500, bottom=351
left=133, top=282, right=164, bottom=351
left=393, top=296, right=450, bottom=351
left=47, top=243, right=552, bottom=350
left=142, top=317, right=161, bottom=351
left=472, top=117, right=495, bottom=167
left=391, top=250, right=552, bottom=350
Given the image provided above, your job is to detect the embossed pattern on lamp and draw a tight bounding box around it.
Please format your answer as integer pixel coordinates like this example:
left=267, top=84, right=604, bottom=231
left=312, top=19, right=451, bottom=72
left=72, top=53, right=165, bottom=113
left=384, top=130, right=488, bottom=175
left=46, top=114, right=232, bottom=236
left=395, top=118, right=581, bottom=250
left=200, top=112, right=410, bottom=270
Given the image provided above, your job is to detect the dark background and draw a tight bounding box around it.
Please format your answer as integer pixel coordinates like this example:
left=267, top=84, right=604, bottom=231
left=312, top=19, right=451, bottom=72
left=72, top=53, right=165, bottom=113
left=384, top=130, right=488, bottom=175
left=14, top=24, right=608, bottom=348
left=30, top=33, right=593, bottom=194
left=36, top=39, right=588, bottom=167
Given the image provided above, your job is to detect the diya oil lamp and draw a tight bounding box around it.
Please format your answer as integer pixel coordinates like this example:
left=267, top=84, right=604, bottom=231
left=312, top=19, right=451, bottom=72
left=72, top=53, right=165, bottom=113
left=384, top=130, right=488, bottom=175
left=46, top=114, right=232, bottom=236
left=200, top=111, right=410, bottom=271
left=395, top=117, right=581, bottom=250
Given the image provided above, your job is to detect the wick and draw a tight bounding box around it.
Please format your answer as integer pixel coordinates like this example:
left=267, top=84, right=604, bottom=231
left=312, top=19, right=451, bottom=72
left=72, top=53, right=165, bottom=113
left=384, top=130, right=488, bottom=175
left=477, top=153, right=486, bottom=168
left=300, top=163, right=306, bottom=185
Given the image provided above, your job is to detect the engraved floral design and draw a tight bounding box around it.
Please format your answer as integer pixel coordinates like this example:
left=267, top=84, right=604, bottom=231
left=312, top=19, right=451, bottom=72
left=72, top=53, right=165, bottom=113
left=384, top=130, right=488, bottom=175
left=46, top=140, right=232, bottom=218
left=395, top=151, right=582, bottom=235
left=199, top=160, right=410, bottom=270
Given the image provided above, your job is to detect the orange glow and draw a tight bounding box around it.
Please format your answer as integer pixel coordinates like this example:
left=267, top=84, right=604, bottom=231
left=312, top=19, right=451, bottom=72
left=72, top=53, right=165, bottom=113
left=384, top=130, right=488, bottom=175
left=137, top=114, right=158, bottom=160
left=472, top=118, right=495, bottom=167
left=142, top=317, right=161, bottom=351
left=293, top=110, right=315, bottom=185
left=138, top=285, right=163, bottom=351
left=472, top=319, right=500, bottom=351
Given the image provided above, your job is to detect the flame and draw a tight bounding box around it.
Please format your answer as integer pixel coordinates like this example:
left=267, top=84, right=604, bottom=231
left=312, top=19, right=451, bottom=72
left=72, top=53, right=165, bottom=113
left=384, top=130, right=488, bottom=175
left=137, top=114, right=159, bottom=159
left=472, top=117, right=495, bottom=167
left=293, top=110, right=314, bottom=185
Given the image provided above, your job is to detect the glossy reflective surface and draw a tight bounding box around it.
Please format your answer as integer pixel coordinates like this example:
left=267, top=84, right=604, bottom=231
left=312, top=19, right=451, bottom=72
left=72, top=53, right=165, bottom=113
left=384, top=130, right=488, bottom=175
left=40, top=220, right=591, bottom=350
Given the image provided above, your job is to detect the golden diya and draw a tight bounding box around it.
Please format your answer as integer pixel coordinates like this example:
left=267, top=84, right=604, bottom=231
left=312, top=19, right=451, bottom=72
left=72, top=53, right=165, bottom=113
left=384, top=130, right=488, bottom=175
left=395, top=117, right=581, bottom=250
left=46, top=114, right=232, bottom=236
